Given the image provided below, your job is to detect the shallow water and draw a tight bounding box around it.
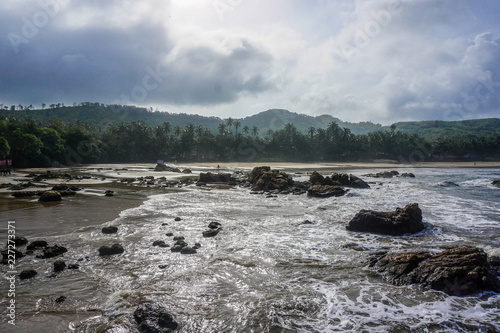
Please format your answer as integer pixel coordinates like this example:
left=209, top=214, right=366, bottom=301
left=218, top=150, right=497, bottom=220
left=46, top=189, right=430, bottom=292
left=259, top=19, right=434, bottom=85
left=1, top=167, right=500, bottom=332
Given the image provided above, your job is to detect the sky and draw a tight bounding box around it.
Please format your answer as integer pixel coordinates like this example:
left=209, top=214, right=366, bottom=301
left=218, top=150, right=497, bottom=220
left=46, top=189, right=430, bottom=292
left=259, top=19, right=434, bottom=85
left=1, top=0, right=500, bottom=124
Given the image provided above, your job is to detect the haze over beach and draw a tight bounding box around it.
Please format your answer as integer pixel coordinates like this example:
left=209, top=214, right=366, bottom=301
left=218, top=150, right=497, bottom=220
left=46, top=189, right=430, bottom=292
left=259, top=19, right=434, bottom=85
left=1, top=1, right=500, bottom=333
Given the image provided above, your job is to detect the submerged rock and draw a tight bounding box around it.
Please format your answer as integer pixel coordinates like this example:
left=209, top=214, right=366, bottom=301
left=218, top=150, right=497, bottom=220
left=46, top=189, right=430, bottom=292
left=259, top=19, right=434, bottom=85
left=367, top=246, right=500, bottom=296
left=180, top=247, right=197, bottom=254
left=346, top=203, right=425, bottom=236
left=198, top=172, right=232, bottom=183
left=102, top=226, right=118, bottom=234
left=401, top=173, right=416, bottom=178
left=98, top=244, right=124, bottom=256
left=134, top=304, right=178, bottom=333
left=38, top=190, right=62, bottom=202
left=54, top=260, right=66, bottom=272
left=27, top=240, right=48, bottom=250
left=439, top=181, right=460, bottom=187
left=307, top=185, right=347, bottom=198
left=492, top=180, right=500, bottom=188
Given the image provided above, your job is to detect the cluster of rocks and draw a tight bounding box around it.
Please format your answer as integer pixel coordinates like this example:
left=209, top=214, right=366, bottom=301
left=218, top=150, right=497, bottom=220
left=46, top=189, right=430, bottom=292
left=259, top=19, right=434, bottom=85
left=134, top=304, right=178, bottom=333
left=1, top=236, right=79, bottom=281
left=120, top=175, right=195, bottom=188
left=10, top=184, right=82, bottom=201
left=154, top=163, right=192, bottom=174
left=366, top=246, right=500, bottom=296
left=363, top=170, right=415, bottom=178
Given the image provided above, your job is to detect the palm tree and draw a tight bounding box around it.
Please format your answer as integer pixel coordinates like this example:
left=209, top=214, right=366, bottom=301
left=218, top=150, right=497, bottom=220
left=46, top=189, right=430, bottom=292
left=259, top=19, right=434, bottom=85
left=234, top=120, right=241, bottom=135
left=218, top=123, right=227, bottom=136
left=174, top=125, right=181, bottom=138
left=226, top=117, right=233, bottom=128
left=307, top=127, right=316, bottom=141
left=252, top=126, right=259, bottom=137
left=242, top=126, right=250, bottom=135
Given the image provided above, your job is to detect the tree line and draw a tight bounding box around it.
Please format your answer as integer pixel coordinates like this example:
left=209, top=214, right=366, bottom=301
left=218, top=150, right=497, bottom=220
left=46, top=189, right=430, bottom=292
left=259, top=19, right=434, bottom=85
left=0, top=116, right=499, bottom=167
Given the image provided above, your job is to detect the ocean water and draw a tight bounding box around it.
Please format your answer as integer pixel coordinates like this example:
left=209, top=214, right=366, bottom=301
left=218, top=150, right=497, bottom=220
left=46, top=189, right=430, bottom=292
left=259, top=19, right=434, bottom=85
left=1, top=167, right=500, bottom=332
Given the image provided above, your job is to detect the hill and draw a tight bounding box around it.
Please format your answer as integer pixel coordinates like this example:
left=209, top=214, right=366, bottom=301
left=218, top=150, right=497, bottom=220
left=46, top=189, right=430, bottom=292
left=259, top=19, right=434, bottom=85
left=1, top=104, right=499, bottom=139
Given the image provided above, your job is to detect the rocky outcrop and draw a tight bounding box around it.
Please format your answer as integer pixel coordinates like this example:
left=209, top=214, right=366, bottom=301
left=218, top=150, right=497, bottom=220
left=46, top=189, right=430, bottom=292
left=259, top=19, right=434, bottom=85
left=198, top=172, right=232, bottom=183
left=364, top=171, right=399, bottom=178
left=366, top=246, right=500, bottom=296
left=27, top=240, right=48, bottom=250
left=248, top=166, right=271, bottom=184
left=37, top=245, right=68, bottom=259
left=346, top=203, right=425, bottom=236
left=98, top=244, right=124, bottom=256
left=331, top=173, right=370, bottom=188
left=307, top=185, right=347, bottom=198
left=14, top=236, right=28, bottom=247
left=38, top=191, right=62, bottom=202
left=154, top=163, right=181, bottom=173
left=134, top=304, right=178, bottom=333
left=251, top=170, right=294, bottom=192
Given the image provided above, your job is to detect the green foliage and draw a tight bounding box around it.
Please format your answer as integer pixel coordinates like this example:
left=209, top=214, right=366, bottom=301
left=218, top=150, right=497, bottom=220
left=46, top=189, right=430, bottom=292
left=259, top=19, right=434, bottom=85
left=0, top=136, right=10, bottom=159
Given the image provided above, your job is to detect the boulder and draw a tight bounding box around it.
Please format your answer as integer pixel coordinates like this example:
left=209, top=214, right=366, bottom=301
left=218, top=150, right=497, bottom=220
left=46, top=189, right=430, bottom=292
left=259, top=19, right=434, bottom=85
left=134, top=304, right=178, bottom=333
left=27, top=240, right=48, bottom=250
left=202, top=229, right=220, bottom=237
left=19, top=269, right=37, bottom=280
left=248, top=166, right=271, bottom=184
left=153, top=240, right=167, bottom=247
left=307, top=185, right=347, bottom=198
left=309, top=171, right=324, bottom=185
left=104, top=190, right=114, bottom=197
left=51, top=184, right=69, bottom=191
left=38, top=245, right=68, bottom=259
left=208, top=222, right=222, bottom=230
left=180, top=247, right=197, bottom=254
left=252, top=170, right=294, bottom=192
left=346, top=203, right=425, bottom=236
left=182, top=169, right=192, bottom=174
left=102, top=226, right=118, bottom=234
left=154, top=163, right=182, bottom=173
left=14, top=236, right=29, bottom=247
left=331, top=173, right=370, bottom=188
left=38, top=191, right=62, bottom=202
left=2, top=248, right=24, bottom=260
left=54, top=260, right=66, bottom=272
left=364, top=171, right=395, bottom=178
left=98, top=244, right=124, bottom=256
left=401, top=173, right=416, bottom=178
left=198, top=172, right=232, bottom=183
left=492, top=180, right=500, bottom=188
left=367, top=247, right=500, bottom=296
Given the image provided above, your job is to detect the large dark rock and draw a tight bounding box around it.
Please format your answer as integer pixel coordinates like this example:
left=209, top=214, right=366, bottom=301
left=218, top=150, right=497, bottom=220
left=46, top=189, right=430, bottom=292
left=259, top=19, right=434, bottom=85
left=307, top=185, right=347, bottom=198
left=14, top=236, right=29, bottom=247
left=52, top=184, right=69, bottom=191
left=252, top=170, right=294, bottom=192
left=331, top=173, right=370, bottom=188
left=98, top=244, right=124, bottom=256
left=37, top=245, right=68, bottom=259
left=198, top=172, right=232, bottom=183
left=38, top=191, right=62, bottom=202
left=347, top=203, right=425, bottom=236
left=492, top=180, right=500, bottom=188
left=367, top=247, right=500, bottom=296
left=364, top=171, right=396, bottom=178
left=309, top=171, right=324, bottom=185
left=19, top=269, right=37, bottom=280
left=248, top=166, right=271, bottom=184
left=54, top=260, right=66, bottom=272
left=2, top=249, right=24, bottom=261
left=154, top=163, right=181, bottom=173
left=27, top=240, right=48, bottom=250
left=134, top=304, right=178, bottom=333
left=102, top=226, right=118, bottom=234
left=202, top=229, right=220, bottom=237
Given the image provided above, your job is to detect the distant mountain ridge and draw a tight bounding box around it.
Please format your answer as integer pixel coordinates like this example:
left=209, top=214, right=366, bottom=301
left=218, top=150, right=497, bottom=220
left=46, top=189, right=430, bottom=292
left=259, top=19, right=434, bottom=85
left=1, top=104, right=499, bottom=139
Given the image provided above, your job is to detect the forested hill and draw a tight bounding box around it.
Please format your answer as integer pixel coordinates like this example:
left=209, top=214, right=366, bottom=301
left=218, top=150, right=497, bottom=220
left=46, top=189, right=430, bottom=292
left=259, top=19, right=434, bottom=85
left=1, top=103, right=499, bottom=138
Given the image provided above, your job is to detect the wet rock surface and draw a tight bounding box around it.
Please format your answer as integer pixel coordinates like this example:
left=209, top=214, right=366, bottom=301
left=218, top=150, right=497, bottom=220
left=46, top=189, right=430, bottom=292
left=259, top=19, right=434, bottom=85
left=346, top=203, right=425, bottom=236
left=134, top=304, right=179, bottom=332
left=307, top=185, right=347, bottom=198
left=366, top=246, right=500, bottom=296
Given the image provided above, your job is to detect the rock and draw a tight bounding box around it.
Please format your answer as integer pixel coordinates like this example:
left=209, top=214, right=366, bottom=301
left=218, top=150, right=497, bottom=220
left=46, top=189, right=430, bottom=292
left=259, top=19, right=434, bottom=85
left=102, top=226, right=118, bottom=234
left=2, top=249, right=24, bottom=261
left=173, top=236, right=185, bottom=241
left=309, top=171, right=324, bottom=185
left=367, top=246, right=500, bottom=296
left=203, top=229, right=220, bottom=237
left=182, top=169, right=192, bottom=174
left=208, top=222, right=221, bottom=229
left=180, top=247, right=197, bottom=254
left=198, top=172, right=232, bottom=183
left=98, top=244, right=124, bottom=256
left=153, top=240, right=167, bottom=247
left=134, top=304, right=178, bottom=333
left=252, top=170, right=294, bottom=192
left=14, top=236, right=29, bottom=247
left=19, top=269, right=37, bottom=280
left=158, top=265, right=168, bottom=269
left=193, top=243, right=202, bottom=249
left=331, top=173, right=370, bottom=188
left=364, top=171, right=395, bottom=178
left=11, top=191, right=45, bottom=198
left=54, top=260, right=66, bottom=272
left=38, top=245, right=68, bottom=259
left=248, top=166, right=271, bottom=184
left=346, top=203, right=425, bottom=236
left=27, top=240, right=48, bottom=250
left=68, top=264, right=80, bottom=270
left=165, top=233, right=174, bottom=237
left=307, top=185, right=347, bottom=198
left=401, top=173, right=416, bottom=178
left=439, top=181, right=460, bottom=187
left=38, top=191, right=62, bottom=202
left=492, top=180, right=500, bottom=188
left=52, top=184, right=69, bottom=191
left=55, top=296, right=66, bottom=303
left=105, top=190, right=114, bottom=197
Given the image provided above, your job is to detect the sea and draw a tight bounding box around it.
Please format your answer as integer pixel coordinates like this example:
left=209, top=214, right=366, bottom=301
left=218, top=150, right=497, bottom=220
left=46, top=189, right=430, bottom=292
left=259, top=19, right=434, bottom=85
left=1, top=166, right=500, bottom=332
